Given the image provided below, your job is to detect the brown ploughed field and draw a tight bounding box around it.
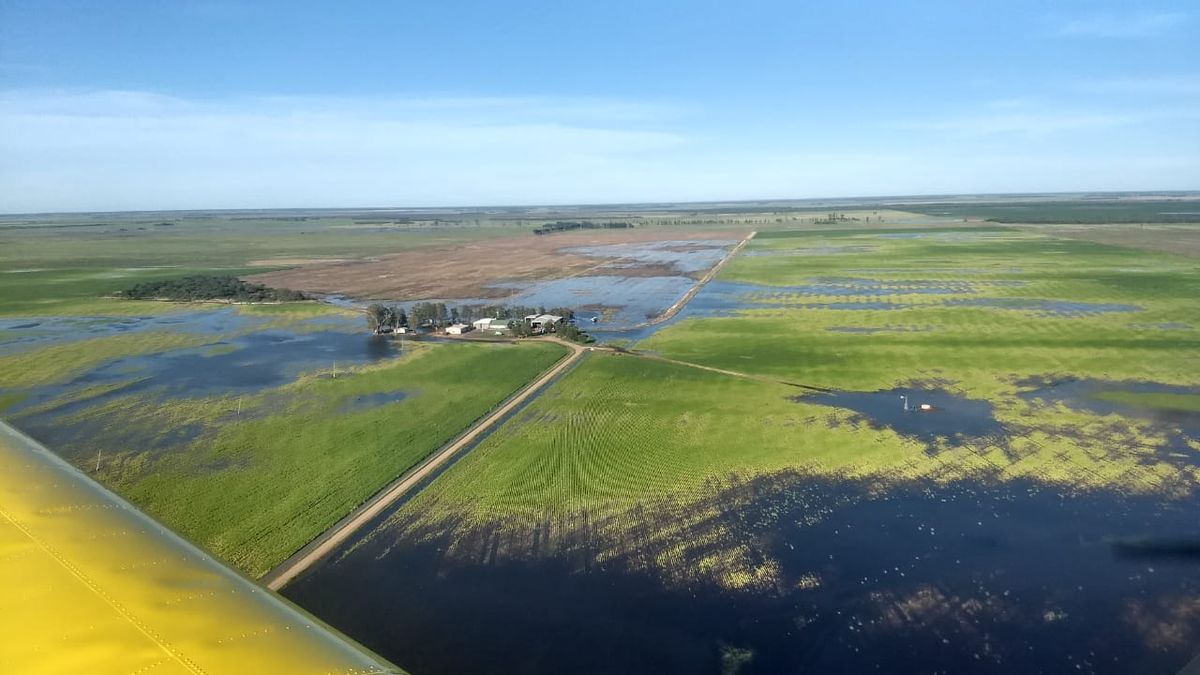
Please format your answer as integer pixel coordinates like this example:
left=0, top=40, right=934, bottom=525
left=245, top=228, right=748, bottom=300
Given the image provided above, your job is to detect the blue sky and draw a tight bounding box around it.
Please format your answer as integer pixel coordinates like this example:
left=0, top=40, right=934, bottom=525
left=0, top=1, right=1197, bottom=212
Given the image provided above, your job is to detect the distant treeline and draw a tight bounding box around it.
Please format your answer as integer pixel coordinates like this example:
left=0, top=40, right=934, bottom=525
left=119, top=275, right=309, bottom=302
left=903, top=200, right=1200, bottom=224
left=532, top=221, right=635, bottom=235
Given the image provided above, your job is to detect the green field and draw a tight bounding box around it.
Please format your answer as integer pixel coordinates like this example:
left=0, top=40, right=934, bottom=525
left=359, top=224, right=1200, bottom=590
left=0, top=212, right=575, bottom=576
left=10, top=338, right=566, bottom=576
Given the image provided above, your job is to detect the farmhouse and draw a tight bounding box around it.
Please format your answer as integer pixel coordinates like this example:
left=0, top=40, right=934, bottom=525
left=525, top=314, right=563, bottom=332
left=472, top=317, right=507, bottom=331
left=445, top=323, right=473, bottom=335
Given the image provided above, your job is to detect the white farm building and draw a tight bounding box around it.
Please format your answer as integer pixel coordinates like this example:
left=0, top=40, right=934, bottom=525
left=472, top=317, right=508, bottom=331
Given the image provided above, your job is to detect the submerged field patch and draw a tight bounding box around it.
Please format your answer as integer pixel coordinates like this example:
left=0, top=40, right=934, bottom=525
left=291, top=473, right=1200, bottom=675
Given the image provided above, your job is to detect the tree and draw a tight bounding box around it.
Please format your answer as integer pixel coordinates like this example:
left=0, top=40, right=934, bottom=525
left=365, top=303, right=390, bottom=333
left=557, top=322, right=593, bottom=344
left=395, top=307, right=408, bottom=328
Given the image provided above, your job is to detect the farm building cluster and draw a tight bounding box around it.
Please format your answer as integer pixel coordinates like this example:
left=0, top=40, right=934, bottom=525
left=456, top=314, right=565, bottom=335
left=381, top=313, right=566, bottom=336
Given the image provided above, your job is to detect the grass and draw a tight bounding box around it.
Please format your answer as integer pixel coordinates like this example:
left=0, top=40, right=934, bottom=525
left=647, top=229, right=1200, bottom=394
left=900, top=199, right=1200, bottom=224
left=60, top=340, right=567, bottom=577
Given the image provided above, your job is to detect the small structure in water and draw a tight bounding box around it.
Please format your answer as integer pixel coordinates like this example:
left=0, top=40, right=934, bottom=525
left=901, top=395, right=935, bottom=412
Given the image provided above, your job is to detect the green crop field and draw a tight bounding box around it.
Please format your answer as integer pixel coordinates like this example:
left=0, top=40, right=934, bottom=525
left=8, top=338, right=566, bottom=576
left=354, top=224, right=1200, bottom=593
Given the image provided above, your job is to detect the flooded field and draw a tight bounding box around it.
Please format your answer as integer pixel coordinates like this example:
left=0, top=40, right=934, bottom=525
left=945, top=298, right=1142, bottom=316
left=0, top=310, right=259, bottom=355
left=279, top=225, right=1200, bottom=675
left=2, top=308, right=403, bottom=462
left=286, top=471, right=1200, bottom=675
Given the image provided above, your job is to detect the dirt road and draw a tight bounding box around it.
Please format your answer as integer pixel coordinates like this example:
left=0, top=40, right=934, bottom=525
left=263, top=339, right=586, bottom=590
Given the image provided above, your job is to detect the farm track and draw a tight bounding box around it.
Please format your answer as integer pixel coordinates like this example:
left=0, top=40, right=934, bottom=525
left=623, top=351, right=835, bottom=393
left=263, top=338, right=586, bottom=590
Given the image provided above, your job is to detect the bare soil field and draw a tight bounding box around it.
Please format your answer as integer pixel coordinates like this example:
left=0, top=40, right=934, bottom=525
left=246, top=228, right=748, bottom=301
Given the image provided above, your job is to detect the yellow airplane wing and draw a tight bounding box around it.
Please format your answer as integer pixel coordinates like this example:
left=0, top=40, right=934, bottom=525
left=0, top=421, right=402, bottom=675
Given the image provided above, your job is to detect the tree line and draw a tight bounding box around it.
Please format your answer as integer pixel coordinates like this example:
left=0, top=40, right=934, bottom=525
left=119, top=275, right=308, bottom=302
left=532, top=221, right=635, bottom=235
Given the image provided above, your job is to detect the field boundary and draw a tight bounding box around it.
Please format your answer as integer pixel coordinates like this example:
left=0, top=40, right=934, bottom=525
left=262, top=339, right=585, bottom=590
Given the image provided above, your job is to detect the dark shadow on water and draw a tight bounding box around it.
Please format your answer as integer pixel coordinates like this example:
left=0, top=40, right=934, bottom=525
left=284, top=471, right=1200, bottom=675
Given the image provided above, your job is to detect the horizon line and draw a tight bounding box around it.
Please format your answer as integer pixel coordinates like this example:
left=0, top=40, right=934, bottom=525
left=4, top=189, right=1199, bottom=218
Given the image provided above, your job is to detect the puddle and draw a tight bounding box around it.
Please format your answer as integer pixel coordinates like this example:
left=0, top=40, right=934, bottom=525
left=338, top=390, right=412, bottom=413
left=740, top=276, right=993, bottom=297
left=945, top=298, right=1141, bottom=316
left=285, top=472, right=1200, bottom=675
left=874, top=231, right=1001, bottom=241
left=744, top=245, right=875, bottom=257
left=1130, top=322, right=1192, bottom=331
left=799, top=387, right=1007, bottom=448
left=826, top=326, right=932, bottom=334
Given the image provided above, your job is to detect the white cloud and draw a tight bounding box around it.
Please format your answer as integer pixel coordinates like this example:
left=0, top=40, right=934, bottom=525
left=0, top=89, right=1196, bottom=212
left=0, top=89, right=688, bottom=211
left=1058, top=11, right=1188, bottom=38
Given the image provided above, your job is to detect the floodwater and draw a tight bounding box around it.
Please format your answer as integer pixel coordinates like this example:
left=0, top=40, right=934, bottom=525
left=490, top=275, right=700, bottom=329
left=285, top=472, right=1200, bottom=675
left=2, top=310, right=404, bottom=460
left=0, top=309, right=259, bottom=355
left=945, top=298, right=1142, bottom=316
left=338, top=390, right=412, bottom=413
left=562, top=240, right=736, bottom=275
left=801, top=388, right=1007, bottom=448
left=1018, top=378, right=1200, bottom=460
